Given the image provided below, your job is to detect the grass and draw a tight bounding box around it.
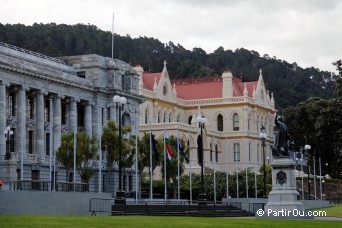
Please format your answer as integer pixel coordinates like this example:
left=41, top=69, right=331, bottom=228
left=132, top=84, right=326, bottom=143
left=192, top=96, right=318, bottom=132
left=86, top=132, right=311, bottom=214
left=0, top=215, right=341, bottom=228
left=312, top=205, right=342, bottom=217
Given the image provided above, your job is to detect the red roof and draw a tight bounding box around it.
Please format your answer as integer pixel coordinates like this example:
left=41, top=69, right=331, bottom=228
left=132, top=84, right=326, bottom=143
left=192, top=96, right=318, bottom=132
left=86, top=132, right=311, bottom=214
left=142, top=73, right=162, bottom=90
left=142, top=73, right=257, bottom=100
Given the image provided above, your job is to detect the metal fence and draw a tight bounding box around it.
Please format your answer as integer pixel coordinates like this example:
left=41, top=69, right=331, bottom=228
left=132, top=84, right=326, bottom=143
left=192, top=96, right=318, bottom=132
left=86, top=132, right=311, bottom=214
left=89, top=198, right=249, bottom=216
left=9, top=180, right=89, bottom=192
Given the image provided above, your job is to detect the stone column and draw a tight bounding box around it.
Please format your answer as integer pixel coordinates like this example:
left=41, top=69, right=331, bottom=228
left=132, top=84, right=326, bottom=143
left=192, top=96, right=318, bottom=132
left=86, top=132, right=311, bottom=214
left=53, top=94, right=61, bottom=153
left=17, top=86, right=27, bottom=180
left=0, top=81, right=6, bottom=157
left=85, top=101, right=92, bottom=137
left=36, top=90, right=45, bottom=162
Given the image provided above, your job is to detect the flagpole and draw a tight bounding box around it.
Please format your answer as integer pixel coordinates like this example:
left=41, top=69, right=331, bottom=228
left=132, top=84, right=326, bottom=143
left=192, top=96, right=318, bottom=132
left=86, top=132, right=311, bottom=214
left=98, top=108, right=102, bottom=193
left=225, top=139, right=229, bottom=199
left=188, top=127, right=192, bottom=204
left=177, top=127, right=180, bottom=201
left=149, top=121, right=153, bottom=201
left=235, top=145, right=239, bottom=198
left=135, top=109, right=138, bottom=203
left=213, top=137, right=216, bottom=204
left=163, top=124, right=167, bottom=202
left=246, top=167, right=248, bottom=198
left=111, top=13, right=114, bottom=59
left=255, top=159, right=257, bottom=198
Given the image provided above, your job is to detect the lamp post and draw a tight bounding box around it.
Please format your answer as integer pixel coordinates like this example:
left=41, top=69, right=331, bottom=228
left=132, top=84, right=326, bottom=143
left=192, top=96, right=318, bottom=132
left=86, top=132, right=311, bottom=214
left=259, top=125, right=267, bottom=198
left=305, top=144, right=311, bottom=199
left=113, top=95, right=127, bottom=204
left=197, top=116, right=206, bottom=204
left=322, top=180, right=325, bottom=199
left=4, top=126, right=13, bottom=160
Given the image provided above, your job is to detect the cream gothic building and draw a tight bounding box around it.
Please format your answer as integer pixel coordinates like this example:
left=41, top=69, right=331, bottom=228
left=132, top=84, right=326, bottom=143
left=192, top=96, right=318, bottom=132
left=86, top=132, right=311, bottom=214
left=137, top=62, right=276, bottom=176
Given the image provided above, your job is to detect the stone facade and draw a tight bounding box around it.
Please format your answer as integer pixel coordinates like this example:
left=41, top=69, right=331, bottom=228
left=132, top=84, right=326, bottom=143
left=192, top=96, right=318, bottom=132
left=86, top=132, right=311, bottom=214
left=137, top=62, right=277, bottom=179
left=0, top=42, right=144, bottom=194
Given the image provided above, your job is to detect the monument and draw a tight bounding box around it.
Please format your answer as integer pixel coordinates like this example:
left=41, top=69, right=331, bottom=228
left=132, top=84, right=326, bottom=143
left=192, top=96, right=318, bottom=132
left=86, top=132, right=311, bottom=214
left=259, top=115, right=311, bottom=219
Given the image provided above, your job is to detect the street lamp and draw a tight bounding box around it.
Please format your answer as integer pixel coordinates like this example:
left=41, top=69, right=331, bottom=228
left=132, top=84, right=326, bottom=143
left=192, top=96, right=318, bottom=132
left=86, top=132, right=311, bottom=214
left=197, top=115, right=207, bottom=204
left=259, top=125, right=267, bottom=198
left=300, top=151, right=304, bottom=200
left=113, top=95, right=127, bottom=204
left=305, top=144, right=311, bottom=199
left=322, top=180, right=325, bottom=199
left=4, top=126, right=13, bottom=160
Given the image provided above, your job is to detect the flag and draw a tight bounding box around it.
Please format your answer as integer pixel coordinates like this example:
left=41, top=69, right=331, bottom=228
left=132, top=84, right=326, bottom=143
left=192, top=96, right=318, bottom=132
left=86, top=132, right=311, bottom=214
left=151, top=133, right=159, bottom=161
left=164, top=133, right=173, bottom=160
left=177, top=139, right=189, bottom=164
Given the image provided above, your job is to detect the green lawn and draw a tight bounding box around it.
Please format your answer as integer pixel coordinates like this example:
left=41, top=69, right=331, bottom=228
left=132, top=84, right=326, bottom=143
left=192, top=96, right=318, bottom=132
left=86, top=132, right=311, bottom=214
left=0, top=215, right=341, bottom=228
left=312, top=205, right=342, bottom=217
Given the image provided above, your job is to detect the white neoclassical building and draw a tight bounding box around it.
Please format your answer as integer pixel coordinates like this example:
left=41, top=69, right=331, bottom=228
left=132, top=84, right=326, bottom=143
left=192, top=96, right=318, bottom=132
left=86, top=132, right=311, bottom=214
left=137, top=62, right=276, bottom=177
left=0, top=42, right=144, bottom=194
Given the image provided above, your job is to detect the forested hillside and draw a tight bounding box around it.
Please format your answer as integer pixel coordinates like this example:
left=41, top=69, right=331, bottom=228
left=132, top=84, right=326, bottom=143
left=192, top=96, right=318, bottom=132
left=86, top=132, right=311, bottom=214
left=0, top=23, right=337, bottom=110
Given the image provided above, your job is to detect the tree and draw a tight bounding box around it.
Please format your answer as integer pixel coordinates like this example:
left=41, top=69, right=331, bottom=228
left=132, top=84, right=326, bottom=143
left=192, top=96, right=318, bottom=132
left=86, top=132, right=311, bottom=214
left=76, top=132, right=98, bottom=184
left=101, top=120, right=134, bottom=192
left=56, top=133, right=74, bottom=181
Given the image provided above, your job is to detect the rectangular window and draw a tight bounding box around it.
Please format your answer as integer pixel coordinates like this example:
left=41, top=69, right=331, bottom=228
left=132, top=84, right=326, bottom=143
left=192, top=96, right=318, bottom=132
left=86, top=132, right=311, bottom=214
left=45, top=133, right=50, bottom=155
left=107, top=107, right=110, bottom=121
left=77, top=105, right=84, bottom=127
left=31, top=170, right=39, bottom=190
left=44, top=100, right=50, bottom=122
left=27, top=96, right=34, bottom=119
left=215, top=151, right=218, bottom=163
left=248, top=143, right=251, bottom=162
left=8, top=92, right=16, bottom=116
left=61, top=103, right=66, bottom=125
left=29, top=131, right=34, bottom=154
left=102, top=108, right=104, bottom=126
left=234, top=143, right=240, bottom=162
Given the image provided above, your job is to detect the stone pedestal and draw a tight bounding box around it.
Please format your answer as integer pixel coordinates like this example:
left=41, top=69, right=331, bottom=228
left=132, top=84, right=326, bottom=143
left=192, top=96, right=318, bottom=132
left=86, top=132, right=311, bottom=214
left=0, top=159, right=18, bottom=185
left=259, top=157, right=312, bottom=219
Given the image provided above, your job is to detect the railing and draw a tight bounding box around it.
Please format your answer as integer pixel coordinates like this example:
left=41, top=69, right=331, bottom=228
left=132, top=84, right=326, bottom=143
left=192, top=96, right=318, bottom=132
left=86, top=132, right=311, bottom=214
left=89, top=199, right=252, bottom=216
left=10, top=180, right=50, bottom=191
left=56, top=182, right=89, bottom=192
left=0, top=42, right=66, bottom=65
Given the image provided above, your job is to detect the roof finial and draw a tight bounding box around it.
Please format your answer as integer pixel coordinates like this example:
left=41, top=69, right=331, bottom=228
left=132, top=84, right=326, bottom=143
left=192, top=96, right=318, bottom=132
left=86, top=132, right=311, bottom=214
left=163, top=60, right=167, bottom=69
left=153, top=77, right=158, bottom=90
left=259, top=69, right=262, bottom=76
left=243, top=82, right=248, bottom=97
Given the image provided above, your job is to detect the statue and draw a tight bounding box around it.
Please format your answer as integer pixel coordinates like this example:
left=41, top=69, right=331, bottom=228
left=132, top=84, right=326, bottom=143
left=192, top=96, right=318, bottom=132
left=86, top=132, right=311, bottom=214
left=272, top=114, right=289, bottom=157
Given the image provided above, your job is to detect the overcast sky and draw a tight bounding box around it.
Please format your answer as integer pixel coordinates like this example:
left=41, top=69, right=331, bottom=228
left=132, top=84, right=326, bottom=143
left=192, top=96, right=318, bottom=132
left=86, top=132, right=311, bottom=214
left=1, top=0, right=341, bottom=73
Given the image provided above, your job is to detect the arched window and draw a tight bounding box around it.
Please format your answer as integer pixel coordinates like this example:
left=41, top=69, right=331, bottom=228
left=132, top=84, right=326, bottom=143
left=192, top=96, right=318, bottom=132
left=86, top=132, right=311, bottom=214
left=177, top=114, right=181, bottom=122
left=210, top=143, right=213, bottom=162
left=217, top=114, right=223, bottom=132
left=256, top=116, right=259, bottom=133
left=169, top=112, right=172, bottom=122
left=248, top=143, right=251, bottom=162
left=215, top=144, right=218, bottom=162
left=158, top=110, right=161, bottom=123
left=188, top=116, right=192, bottom=125
left=248, top=114, right=251, bottom=131
left=234, top=143, right=240, bottom=162
left=144, top=107, right=149, bottom=124
left=233, top=113, right=239, bottom=131
left=163, top=111, right=167, bottom=123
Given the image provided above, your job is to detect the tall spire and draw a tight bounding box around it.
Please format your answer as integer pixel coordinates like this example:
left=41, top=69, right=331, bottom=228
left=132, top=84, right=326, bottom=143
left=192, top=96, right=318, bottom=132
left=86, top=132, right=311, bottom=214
left=252, top=85, right=257, bottom=98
